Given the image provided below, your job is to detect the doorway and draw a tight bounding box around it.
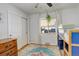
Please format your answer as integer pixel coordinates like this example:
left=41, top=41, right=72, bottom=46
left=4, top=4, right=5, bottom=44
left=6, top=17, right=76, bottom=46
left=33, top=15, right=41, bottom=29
left=40, top=18, right=57, bottom=45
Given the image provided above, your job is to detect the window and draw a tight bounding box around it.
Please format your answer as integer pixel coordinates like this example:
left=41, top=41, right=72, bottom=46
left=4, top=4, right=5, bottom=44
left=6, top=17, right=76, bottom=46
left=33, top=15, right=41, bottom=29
left=40, top=18, right=56, bottom=33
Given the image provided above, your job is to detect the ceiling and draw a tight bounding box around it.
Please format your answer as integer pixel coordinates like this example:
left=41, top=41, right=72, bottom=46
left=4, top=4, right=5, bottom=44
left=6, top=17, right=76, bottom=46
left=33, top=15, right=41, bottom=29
left=10, top=3, right=79, bottom=14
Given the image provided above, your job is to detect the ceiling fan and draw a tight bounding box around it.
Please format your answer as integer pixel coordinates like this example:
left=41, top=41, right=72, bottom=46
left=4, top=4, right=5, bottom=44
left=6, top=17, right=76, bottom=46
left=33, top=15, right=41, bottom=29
left=47, top=3, right=53, bottom=7
left=35, top=3, right=53, bottom=8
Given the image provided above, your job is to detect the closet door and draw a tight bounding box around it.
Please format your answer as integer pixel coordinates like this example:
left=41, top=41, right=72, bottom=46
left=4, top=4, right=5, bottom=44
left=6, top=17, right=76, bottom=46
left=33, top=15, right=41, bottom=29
left=8, top=13, right=20, bottom=49
left=17, top=16, right=23, bottom=49
left=22, top=19, right=28, bottom=45
left=8, top=13, right=28, bottom=49
left=8, top=13, right=19, bottom=38
left=8, top=13, right=22, bottom=49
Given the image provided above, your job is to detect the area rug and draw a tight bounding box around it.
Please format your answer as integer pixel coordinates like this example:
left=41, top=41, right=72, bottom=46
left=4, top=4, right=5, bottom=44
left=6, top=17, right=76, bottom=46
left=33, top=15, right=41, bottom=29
left=26, top=47, right=56, bottom=56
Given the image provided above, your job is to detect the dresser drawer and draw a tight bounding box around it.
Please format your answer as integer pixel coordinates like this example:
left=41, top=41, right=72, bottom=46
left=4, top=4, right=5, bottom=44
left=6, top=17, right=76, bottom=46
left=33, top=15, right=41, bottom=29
left=0, top=40, right=17, bottom=53
left=11, top=53, right=18, bottom=56
left=9, top=47, right=17, bottom=56
left=0, top=43, right=9, bottom=53
left=0, top=47, right=17, bottom=56
left=7, top=40, right=17, bottom=49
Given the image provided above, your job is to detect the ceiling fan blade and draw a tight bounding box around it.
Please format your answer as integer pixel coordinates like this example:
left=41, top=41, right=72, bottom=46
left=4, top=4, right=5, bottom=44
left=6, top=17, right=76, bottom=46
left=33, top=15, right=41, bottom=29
left=35, top=3, right=39, bottom=8
left=47, top=3, right=52, bottom=7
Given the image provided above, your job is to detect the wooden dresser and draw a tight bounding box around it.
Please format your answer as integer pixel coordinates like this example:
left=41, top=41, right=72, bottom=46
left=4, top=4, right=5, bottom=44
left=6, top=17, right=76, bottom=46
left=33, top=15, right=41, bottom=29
left=0, top=38, right=17, bottom=56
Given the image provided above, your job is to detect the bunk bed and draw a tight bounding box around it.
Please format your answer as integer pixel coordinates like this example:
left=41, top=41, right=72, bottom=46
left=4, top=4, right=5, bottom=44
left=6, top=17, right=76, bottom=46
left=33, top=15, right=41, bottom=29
left=64, top=25, right=79, bottom=56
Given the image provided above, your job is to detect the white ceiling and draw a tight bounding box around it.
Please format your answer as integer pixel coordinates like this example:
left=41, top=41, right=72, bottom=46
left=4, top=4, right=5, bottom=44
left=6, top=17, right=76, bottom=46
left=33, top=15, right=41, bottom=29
left=10, top=3, right=79, bottom=14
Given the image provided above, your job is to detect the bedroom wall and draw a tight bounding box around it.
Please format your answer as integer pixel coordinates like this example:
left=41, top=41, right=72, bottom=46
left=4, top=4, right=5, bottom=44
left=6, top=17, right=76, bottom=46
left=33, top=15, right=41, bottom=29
left=29, top=12, right=60, bottom=45
left=0, top=4, right=8, bottom=39
left=60, top=6, right=79, bottom=26
left=29, top=14, right=40, bottom=44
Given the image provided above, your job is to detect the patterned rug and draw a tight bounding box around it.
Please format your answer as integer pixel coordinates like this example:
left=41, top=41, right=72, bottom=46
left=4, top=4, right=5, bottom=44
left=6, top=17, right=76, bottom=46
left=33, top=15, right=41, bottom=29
left=26, top=47, right=56, bottom=56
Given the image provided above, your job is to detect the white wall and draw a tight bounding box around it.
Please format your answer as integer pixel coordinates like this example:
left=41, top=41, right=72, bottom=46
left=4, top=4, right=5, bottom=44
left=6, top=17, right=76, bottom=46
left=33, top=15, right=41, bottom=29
left=29, top=14, right=40, bottom=44
left=61, top=6, right=79, bottom=26
left=0, top=4, right=8, bottom=39
left=29, top=12, right=58, bottom=45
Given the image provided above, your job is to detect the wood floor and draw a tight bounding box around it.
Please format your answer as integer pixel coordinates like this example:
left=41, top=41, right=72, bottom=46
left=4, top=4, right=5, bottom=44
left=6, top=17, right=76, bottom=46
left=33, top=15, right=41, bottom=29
left=18, top=44, right=64, bottom=56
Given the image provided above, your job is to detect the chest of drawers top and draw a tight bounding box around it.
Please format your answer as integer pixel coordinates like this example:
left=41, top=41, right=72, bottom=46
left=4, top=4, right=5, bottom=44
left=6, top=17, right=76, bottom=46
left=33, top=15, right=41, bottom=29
left=0, top=38, right=17, bottom=43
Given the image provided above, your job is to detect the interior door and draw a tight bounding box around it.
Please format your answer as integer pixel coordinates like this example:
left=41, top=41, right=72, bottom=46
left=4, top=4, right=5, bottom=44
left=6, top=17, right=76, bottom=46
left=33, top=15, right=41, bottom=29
left=8, top=13, right=28, bottom=49
left=22, top=18, right=28, bottom=45
left=8, top=13, right=23, bottom=49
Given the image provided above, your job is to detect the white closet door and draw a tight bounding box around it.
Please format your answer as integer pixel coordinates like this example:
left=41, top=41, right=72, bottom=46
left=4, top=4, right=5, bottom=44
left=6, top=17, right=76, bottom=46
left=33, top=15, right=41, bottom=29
left=8, top=13, right=19, bottom=38
left=8, top=13, right=22, bottom=49
left=8, top=13, right=28, bottom=49
left=22, top=19, right=28, bottom=46
left=17, top=16, right=23, bottom=49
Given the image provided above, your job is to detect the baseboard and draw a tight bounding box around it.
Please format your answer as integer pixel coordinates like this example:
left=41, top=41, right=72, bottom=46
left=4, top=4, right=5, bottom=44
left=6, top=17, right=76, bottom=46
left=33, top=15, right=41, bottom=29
left=30, top=43, right=57, bottom=46
left=18, top=44, right=29, bottom=52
